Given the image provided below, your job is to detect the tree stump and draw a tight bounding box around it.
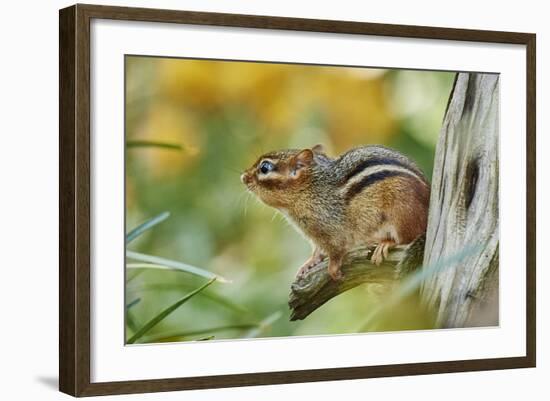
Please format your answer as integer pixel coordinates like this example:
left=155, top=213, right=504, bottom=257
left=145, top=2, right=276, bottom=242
left=421, top=72, right=499, bottom=328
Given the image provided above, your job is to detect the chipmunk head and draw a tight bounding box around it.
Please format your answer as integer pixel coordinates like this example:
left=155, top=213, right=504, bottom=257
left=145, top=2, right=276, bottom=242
left=241, top=144, right=326, bottom=208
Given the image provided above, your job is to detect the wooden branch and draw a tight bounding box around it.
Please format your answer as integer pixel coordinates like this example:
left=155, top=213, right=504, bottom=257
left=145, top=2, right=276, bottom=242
left=288, top=237, right=425, bottom=321
left=288, top=247, right=400, bottom=321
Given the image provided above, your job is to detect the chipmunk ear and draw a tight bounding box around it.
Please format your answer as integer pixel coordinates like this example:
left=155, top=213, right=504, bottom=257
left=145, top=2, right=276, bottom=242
left=312, top=144, right=326, bottom=154
left=291, top=149, right=314, bottom=172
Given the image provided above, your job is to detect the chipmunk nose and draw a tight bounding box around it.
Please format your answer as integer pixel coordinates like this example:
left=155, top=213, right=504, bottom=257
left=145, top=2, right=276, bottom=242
left=240, top=172, right=250, bottom=184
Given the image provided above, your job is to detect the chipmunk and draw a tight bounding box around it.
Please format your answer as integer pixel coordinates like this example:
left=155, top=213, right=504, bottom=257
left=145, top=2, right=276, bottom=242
left=241, top=144, right=430, bottom=281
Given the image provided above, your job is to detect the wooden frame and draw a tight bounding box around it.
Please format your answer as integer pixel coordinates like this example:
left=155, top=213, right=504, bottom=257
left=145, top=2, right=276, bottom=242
left=59, top=3, right=536, bottom=397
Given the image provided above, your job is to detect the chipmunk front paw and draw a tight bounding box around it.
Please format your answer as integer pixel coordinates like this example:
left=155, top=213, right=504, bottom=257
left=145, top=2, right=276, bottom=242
left=327, top=256, right=344, bottom=281
left=296, top=262, right=316, bottom=278
left=296, top=249, right=326, bottom=278
left=328, top=267, right=343, bottom=281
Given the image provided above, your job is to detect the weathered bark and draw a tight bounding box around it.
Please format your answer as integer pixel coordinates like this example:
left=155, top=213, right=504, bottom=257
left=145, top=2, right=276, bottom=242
left=288, top=72, right=499, bottom=329
left=288, top=236, right=425, bottom=321
left=421, top=72, right=499, bottom=327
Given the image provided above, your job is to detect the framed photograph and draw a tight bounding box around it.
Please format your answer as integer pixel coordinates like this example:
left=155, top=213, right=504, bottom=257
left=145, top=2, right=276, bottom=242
left=59, top=4, right=536, bottom=397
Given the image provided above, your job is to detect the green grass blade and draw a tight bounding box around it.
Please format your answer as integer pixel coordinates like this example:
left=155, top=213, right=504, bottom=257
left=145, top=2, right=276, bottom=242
left=244, top=311, right=283, bottom=338
left=126, top=311, right=139, bottom=334
left=126, top=212, right=170, bottom=244
left=126, top=140, right=183, bottom=150
left=140, top=324, right=259, bottom=343
left=127, top=278, right=216, bottom=344
left=125, top=254, right=230, bottom=283
left=126, top=268, right=145, bottom=283
left=126, top=298, right=141, bottom=309
left=126, top=282, right=248, bottom=314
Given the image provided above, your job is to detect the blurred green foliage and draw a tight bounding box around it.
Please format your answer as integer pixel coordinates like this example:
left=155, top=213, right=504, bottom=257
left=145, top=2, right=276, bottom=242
left=125, top=56, right=455, bottom=344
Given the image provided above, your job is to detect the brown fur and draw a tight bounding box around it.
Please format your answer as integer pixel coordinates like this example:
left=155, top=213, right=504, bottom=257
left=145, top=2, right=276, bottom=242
left=241, top=145, right=430, bottom=280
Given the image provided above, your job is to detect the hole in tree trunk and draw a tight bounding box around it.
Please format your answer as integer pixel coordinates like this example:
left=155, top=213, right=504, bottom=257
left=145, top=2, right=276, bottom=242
left=465, top=158, right=479, bottom=210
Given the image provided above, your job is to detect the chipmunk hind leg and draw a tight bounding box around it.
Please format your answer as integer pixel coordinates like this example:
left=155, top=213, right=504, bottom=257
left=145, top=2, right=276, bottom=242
left=371, top=239, right=397, bottom=266
left=370, top=186, right=427, bottom=266
left=368, top=216, right=399, bottom=266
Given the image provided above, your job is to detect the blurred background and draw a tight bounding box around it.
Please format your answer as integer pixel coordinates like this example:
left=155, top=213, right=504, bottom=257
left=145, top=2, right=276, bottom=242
left=125, top=56, right=455, bottom=344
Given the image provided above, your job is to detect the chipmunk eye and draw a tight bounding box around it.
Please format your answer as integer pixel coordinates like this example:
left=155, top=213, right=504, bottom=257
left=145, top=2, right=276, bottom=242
left=259, top=160, right=274, bottom=175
